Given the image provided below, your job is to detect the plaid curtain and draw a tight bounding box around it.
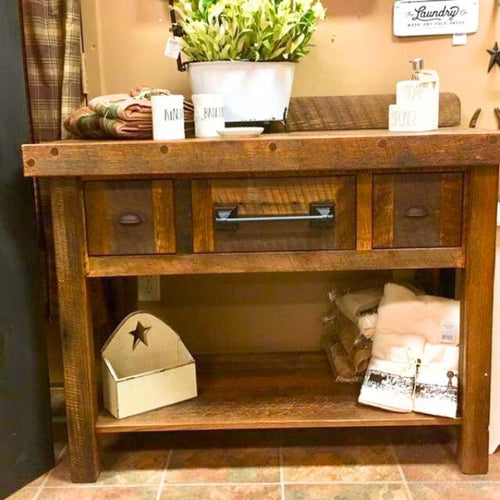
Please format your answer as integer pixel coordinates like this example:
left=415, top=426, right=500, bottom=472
left=20, top=0, right=84, bottom=328
left=20, top=1, right=116, bottom=384
left=21, top=0, right=83, bottom=140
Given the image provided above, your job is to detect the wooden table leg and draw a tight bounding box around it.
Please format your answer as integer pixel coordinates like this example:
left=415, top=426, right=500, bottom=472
left=51, top=179, right=100, bottom=482
left=459, top=165, right=499, bottom=474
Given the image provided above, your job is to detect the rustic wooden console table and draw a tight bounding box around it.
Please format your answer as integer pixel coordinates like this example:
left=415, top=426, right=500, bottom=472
left=23, top=128, right=500, bottom=481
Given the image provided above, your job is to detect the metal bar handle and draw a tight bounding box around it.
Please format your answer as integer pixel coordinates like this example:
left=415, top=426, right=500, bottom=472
left=215, top=204, right=334, bottom=227
left=216, top=214, right=333, bottom=223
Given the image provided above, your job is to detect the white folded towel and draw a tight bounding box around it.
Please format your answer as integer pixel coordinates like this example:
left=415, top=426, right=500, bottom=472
left=376, top=283, right=460, bottom=345
left=358, top=357, right=417, bottom=412
left=359, top=333, right=425, bottom=413
left=413, top=344, right=459, bottom=418
left=334, top=288, right=383, bottom=325
left=372, top=332, right=426, bottom=363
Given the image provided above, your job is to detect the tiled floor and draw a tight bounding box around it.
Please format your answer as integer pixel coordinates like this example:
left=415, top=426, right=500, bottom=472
left=8, top=391, right=500, bottom=500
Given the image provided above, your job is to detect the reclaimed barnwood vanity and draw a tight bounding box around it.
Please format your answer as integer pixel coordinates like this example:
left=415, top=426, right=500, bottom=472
left=23, top=127, right=500, bottom=481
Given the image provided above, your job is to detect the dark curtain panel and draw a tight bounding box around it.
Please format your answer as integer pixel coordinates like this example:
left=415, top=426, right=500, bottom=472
left=0, top=2, right=53, bottom=496
left=20, top=0, right=87, bottom=384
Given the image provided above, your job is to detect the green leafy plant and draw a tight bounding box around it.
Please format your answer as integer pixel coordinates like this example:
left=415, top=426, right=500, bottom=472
left=172, top=0, right=326, bottom=62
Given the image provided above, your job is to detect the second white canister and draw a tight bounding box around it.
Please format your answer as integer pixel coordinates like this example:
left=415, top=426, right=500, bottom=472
left=192, top=93, right=224, bottom=138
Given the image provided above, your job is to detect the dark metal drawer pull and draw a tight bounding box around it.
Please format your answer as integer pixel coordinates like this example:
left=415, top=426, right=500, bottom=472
left=118, top=212, right=143, bottom=225
left=215, top=203, right=334, bottom=230
left=403, top=205, right=430, bottom=218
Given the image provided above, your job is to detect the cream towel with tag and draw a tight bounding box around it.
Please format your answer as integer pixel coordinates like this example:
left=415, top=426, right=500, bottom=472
left=376, top=283, right=460, bottom=345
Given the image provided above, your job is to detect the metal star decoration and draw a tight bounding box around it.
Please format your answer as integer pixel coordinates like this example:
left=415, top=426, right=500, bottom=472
left=129, top=321, right=151, bottom=350
left=487, top=42, right=500, bottom=73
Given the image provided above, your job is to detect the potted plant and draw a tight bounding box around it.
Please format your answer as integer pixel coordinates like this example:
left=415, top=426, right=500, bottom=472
left=171, top=0, right=326, bottom=122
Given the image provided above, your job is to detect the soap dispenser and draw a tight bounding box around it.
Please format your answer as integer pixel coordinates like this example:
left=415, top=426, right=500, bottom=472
left=389, top=58, right=440, bottom=132
left=410, top=58, right=440, bottom=130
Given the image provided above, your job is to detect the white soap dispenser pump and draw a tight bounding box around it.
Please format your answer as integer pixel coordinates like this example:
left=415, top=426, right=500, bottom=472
left=410, top=58, right=440, bottom=130
left=389, top=58, right=440, bottom=132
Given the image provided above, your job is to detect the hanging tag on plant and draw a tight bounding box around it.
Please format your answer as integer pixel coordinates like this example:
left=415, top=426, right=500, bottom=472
left=165, top=37, right=182, bottom=59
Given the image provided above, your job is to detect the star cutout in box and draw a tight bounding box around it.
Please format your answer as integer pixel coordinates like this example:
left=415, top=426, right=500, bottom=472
left=487, top=42, right=500, bottom=73
left=129, top=321, right=151, bottom=349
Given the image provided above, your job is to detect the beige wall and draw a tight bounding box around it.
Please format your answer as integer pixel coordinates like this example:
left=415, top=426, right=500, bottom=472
left=149, top=272, right=389, bottom=354
left=75, top=0, right=499, bottom=361
left=82, top=0, right=500, bottom=128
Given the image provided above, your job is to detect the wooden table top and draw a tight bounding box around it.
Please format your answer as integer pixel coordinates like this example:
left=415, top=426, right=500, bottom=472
left=22, top=127, right=500, bottom=178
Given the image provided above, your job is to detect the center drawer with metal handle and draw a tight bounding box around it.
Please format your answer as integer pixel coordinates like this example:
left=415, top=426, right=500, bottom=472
left=191, top=177, right=356, bottom=253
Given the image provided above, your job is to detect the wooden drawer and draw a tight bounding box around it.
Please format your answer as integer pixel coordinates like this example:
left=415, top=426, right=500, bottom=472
left=372, top=173, right=463, bottom=248
left=192, top=177, right=356, bottom=253
left=84, top=180, right=175, bottom=255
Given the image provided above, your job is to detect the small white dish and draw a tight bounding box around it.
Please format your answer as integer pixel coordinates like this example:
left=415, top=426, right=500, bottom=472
left=217, top=127, right=264, bottom=138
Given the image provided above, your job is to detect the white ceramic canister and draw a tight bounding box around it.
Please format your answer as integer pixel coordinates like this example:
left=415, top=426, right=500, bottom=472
left=151, top=95, right=185, bottom=140
left=192, top=93, right=224, bottom=138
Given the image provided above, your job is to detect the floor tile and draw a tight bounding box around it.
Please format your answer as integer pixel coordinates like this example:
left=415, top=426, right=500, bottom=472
left=408, top=482, right=500, bottom=500
left=165, top=431, right=280, bottom=484
left=45, top=434, right=170, bottom=487
left=285, top=483, right=409, bottom=500
left=282, top=428, right=390, bottom=447
left=485, top=449, right=500, bottom=480
left=37, top=486, right=158, bottom=499
left=282, top=429, right=401, bottom=483
left=160, top=484, right=282, bottom=499
left=6, top=487, right=39, bottom=500
left=391, top=427, right=489, bottom=482
left=52, top=423, right=68, bottom=462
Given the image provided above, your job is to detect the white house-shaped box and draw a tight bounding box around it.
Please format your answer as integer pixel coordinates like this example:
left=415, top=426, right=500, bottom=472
left=102, top=311, right=197, bottom=419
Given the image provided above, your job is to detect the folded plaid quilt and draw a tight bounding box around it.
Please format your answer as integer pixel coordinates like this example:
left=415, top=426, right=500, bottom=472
left=64, top=87, right=194, bottom=139
left=64, top=107, right=108, bottom=139
left=99, top=117, right=152, bottom=139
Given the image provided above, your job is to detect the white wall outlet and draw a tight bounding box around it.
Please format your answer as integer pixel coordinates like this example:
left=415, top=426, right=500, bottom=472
left=138, top=275, right=161, bottom=302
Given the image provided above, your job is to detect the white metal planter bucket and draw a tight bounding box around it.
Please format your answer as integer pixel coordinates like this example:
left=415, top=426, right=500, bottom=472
left=188, top=61, right=295, bottom=123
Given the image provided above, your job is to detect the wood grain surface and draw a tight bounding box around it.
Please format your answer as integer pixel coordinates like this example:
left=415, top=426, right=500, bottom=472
left=458, top=165, right=499, bottom=474
left=193, top=177, right=356, bottom=253
left=50, top=179, right=100, bottom=482
left=267, top=93, right=461, bottom=132
left=86, top=248, right=465, bottom=277
left=96, top=352, right=460, bottom=433
left=22, top=129, right=500, bottom=178
left=373, top=173, right=463, bottom=248
left=84, top=180, right=175, bottom=255
left=356, top=173, right=373, bottom=250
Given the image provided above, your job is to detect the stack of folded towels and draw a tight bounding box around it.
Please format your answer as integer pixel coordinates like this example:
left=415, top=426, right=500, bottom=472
left=64, top=86, right=194, bottom=139
left=358, top=282, right=460, bottom=418
left=322, top=287, right=383, bottom=383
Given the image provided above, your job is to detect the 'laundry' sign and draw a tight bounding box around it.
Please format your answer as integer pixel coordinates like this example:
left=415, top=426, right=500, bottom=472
left=394, top=0, right=479, bottom=37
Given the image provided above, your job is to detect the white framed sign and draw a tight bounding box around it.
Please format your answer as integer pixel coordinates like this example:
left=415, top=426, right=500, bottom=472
left=394, top=0, right=479, bottom=37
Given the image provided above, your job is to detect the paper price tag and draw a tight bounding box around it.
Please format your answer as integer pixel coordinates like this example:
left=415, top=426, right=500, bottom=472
left=165, top=37, right=182, bottom=59
left=440, top=320, right=458, bottom=344
left=452, top=34, right=467, bottom=46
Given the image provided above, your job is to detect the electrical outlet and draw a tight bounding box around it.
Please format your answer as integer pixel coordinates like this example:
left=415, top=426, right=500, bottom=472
left=138, top=275, right=161, bottom=302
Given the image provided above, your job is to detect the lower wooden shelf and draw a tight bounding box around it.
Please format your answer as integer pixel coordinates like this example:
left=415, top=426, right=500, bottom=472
left=96, top=352, right=461, bottom=434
